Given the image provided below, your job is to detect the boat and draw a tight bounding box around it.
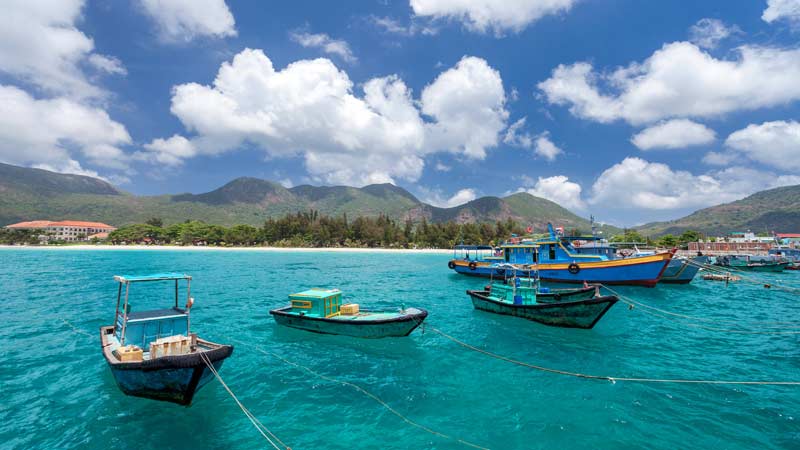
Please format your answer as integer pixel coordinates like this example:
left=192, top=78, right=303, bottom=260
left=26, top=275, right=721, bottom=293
left=467, top=268, right=618, bottom=329
left=270, top=288, right=428, bottom=338
left=100, top=273, right=233, bottom=406
left=714, top=255, right=789, bottom=272
left=575, top=239, right=706, bottom=284
left=448, top=224, right=673, bottom=287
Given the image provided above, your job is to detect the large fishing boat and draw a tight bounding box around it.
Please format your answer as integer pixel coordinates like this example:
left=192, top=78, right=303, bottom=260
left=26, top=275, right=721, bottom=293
left=271, top=288, right=427, bottom=338
left=573, top=240, right=707, bottom=284
left=100, top=273, right=233, bottom=405
left=714, top=255, right=789, bottom=272
left=467, top=266, right=618, bottom=329
left=448, top=224, right=672, bottom=287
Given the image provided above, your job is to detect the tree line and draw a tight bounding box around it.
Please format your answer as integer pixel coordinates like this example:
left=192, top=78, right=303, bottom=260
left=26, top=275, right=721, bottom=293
left=106, top=212, right=526, bottom=248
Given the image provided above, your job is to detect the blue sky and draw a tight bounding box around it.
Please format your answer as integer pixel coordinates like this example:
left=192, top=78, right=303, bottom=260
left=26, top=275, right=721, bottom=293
left=2, top=0, right=800, bottom=226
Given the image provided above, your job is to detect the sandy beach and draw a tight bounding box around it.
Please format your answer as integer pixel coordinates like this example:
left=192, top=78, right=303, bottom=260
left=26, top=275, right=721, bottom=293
left=0, top=244, right=453, bottom=254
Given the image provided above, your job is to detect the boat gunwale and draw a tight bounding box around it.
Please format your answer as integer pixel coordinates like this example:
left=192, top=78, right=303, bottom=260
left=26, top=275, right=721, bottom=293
left=100, top=325, right=233, bottom=371
left=269, top=306, right=428, bottom=325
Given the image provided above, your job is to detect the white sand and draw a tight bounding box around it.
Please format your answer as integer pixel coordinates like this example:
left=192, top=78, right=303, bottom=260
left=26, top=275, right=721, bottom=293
left=0, top=244, right=452, bottom=254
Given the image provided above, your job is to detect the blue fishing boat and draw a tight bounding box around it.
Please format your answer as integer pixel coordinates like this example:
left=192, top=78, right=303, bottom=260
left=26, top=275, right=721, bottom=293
left=271, top=288, right=427, bottom=338
left=714, top=255, right=790, bottom=272
left=467, top=268, right=618, bottom=329
left=100, top=273, right=233, bottom=406
left=580, top=242, right=707, bottom=284
left=449, top=224, right=672, bottom=287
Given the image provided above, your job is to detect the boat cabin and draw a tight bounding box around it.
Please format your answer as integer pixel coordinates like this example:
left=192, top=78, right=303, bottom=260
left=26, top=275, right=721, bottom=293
left=769, top=247, right=800, bottom=261
left=112, top=273, right=194, bottom=353
left=453, top=245, right=500, bottom=262
left=289, top=288, right=344, bottom=318
left=502, top=240, right=607, bottom=264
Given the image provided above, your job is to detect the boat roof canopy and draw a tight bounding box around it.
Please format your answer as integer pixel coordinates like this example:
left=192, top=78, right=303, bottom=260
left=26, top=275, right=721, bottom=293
left=114, top=273, right=192, bottom=283
left=454, top=245, right=494, bottom=250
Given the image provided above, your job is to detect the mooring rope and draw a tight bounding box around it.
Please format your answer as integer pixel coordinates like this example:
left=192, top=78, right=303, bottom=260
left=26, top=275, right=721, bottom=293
left=233, top=339, right=490, bottom=450
left=685, top=259, right=800, bottom=294
left=598, top=284, right=800, bottom=332
left=429, top=327, right=800, bottom=386
left=199, top=352, right=290, bottom=450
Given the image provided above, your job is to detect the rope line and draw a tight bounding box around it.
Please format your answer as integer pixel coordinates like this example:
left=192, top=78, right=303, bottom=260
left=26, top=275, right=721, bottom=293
left=234, top=339, right=490, bottom=450
left=599, top=284, right=800, bottom=333
left=686, top=260, right=800, bottom=295
left=199, top=351, right=290, bottom=450
left=429, top=327, right=800, bottom=386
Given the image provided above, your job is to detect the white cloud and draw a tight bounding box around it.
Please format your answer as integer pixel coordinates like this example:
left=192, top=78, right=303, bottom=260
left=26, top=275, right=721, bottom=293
left=434, top=162, right=451, bottom=172
left=725, top=120, right=800, bottom=171
left=631, top=119, right=715, bottom=150
left=589, top=157, right=800, bottom=212
left=422, top=56, right=508, bottom=159
left=289, top=30, right=357, bottom=63
left=369, top=16, right=438, bottom=36
left=689, top=18, right=740, bottom=49
left=161, top=49, right=509, bottom=185
left=410, top=0, right=577, bottom=34
left=702, top=151, right=735, bottom=166
left=763, top=0, right=800, bottom=24
left=519, top=175, right=585, bottom=210
left=0, top=0, right=125, bottom=99
left=422, top=187, right=477, bottom=208
left=137, top=135, right=197, bottom=166
left=533, top=132, right=563, bottom=161
left=88, top=54, right=127, bottom=76
left=138, top=0, right=236, bottom=42
left=0, top=84, right=131, bottom=174
left=538, top=42, right=800, bottom=125
left=503, top=117, right=533, bottom=148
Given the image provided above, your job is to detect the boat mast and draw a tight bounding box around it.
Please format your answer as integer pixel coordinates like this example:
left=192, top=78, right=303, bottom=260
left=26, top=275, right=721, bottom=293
left=120, top=281, right=130, bottom=345
left=113, top=282, right=122, bottom=333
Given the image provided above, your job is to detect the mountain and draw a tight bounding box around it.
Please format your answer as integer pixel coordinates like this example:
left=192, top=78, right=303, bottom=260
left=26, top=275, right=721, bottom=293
left=0, top=162, right=614, bottom=232
left=636, top=184, right=800, bottom=236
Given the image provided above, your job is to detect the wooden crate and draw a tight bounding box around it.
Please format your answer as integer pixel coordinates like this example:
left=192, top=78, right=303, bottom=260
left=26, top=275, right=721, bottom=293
left=117, top=345, right=143, bottom=362
left=340, top=303, right=359, bottom=315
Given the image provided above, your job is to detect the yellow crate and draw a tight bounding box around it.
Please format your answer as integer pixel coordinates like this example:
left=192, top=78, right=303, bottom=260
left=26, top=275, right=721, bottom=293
left=117, top=345, right=143, bottom=362
left=340, top=303, right=359, bottom=315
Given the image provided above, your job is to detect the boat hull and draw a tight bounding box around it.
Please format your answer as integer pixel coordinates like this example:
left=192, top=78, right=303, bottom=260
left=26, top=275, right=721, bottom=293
left=467, top=290, right=618, bottom=329
left=659, top=256, right=707, bottom=284
left=451, top=254, right=672, bottom=287
left=486, top=284, right=598, bottom=303
left=100, top=327, right=233, bottom=406
left=270, top=307, right=428, bottom=338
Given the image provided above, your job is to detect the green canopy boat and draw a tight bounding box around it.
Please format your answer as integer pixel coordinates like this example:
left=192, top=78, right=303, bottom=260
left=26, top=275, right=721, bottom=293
left=467, top=265, right=618, bottom=329
left=270, top=288, right=428, bottom=338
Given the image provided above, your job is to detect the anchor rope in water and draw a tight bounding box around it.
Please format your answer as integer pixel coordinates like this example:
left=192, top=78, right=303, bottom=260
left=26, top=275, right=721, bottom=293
left=428, top=327, right=800, bottom=386
left=598, top=284, right=800, bottom=332
left=685, top=259, right=800, bottom=295
left=232, top=339, right=490, bottom=450
left=199, top=352, right=290, bottom=450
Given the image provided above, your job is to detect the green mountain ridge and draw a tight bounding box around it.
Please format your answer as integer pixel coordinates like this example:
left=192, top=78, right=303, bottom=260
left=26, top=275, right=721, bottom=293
left=0, top=162, right=615, bottom=232
left=636, top=184, right=800, bottom=236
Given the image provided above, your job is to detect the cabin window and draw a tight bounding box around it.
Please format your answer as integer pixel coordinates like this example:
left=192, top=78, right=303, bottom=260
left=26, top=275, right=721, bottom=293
left=549, top=245, right=556, bottom=260
left=505, top=249, right=510, bottom=262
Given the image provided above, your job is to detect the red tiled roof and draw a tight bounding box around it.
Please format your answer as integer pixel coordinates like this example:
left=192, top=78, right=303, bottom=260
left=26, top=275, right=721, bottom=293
left=88, top=232, right=110, bottom=239
left=777, top=233, right=800, bottom=238
left=47, top=220, right=115, bottom=229
left=5, top=220, right=53, bottom=229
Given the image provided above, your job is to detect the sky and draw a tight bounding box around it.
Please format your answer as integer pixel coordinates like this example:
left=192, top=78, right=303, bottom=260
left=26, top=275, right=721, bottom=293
left=2, top=0, right=800, bottom=226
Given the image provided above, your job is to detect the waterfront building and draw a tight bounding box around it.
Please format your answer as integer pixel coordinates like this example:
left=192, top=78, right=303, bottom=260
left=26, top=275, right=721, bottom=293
left=5, top=220, right=116, bottom=242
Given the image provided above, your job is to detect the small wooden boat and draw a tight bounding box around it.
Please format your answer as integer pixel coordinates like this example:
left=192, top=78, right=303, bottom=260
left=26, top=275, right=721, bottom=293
left=100, top=273, right=233, bottom=405
left=271, top=288, right=427, bottom=338
left=469, top=270, right=617, bottom=329
left=702, top=273, right=741, bottom=282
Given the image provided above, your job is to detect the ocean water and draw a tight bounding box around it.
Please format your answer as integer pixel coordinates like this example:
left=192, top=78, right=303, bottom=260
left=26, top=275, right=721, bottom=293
left=1, top=248, right=798, bottom=450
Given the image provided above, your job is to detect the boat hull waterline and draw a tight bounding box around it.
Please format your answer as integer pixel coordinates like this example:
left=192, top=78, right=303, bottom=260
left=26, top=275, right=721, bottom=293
left=270, top=307, right=428, bottom=338
left=452, top=253, right=672, bottom=287
left=100, top=326, right=233, bottom=405
left=466, top=290, right=618, bottom=329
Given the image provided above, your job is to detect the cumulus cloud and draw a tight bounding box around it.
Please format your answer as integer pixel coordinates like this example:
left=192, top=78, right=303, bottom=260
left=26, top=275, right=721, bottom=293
left=159, top=49, right=508, bottom=185
left=763, top=0, right=800, bottom=24
left=410, top=0, right=577, bottom=34
left=702, top=151, right=736, bottom=166
left=503, top=117, right=533, bottom=148
left=725, top=120, right=800, bottom=171
left=138, top=0, right=236, bottom=42
left=520, top=175, right=585, bottom=210
left=289, top=30, right=357, bottom=63
left=589, top=157, right=800, bottom=212
left=533, top=132, right=563, bottom=161
left=0, top=0, right=125, bottom=99
left=538, top=42, right=800, bottom=125
left=422, top=187, right=478, bottom=208
left=137, top=135, right=197, bottom=166
left=630, top=119, right=716, bottom=150
left=88, top=54, right=127, bottom=76
left=0, top=84, right=132, bottom=174
left=689, top=18, right=740, bottom=49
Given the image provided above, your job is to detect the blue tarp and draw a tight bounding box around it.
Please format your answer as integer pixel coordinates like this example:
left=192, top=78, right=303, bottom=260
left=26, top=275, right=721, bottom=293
left=114, top=273, right=191, bottom=283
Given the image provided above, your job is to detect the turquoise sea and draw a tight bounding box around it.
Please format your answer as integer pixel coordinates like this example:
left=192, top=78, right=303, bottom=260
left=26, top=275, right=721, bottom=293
left=1, top=248, right=799, bottom=449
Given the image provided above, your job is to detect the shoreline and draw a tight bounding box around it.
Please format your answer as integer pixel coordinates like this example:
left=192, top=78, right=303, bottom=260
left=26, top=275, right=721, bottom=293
left=0, top=244, right=452, bottom=254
